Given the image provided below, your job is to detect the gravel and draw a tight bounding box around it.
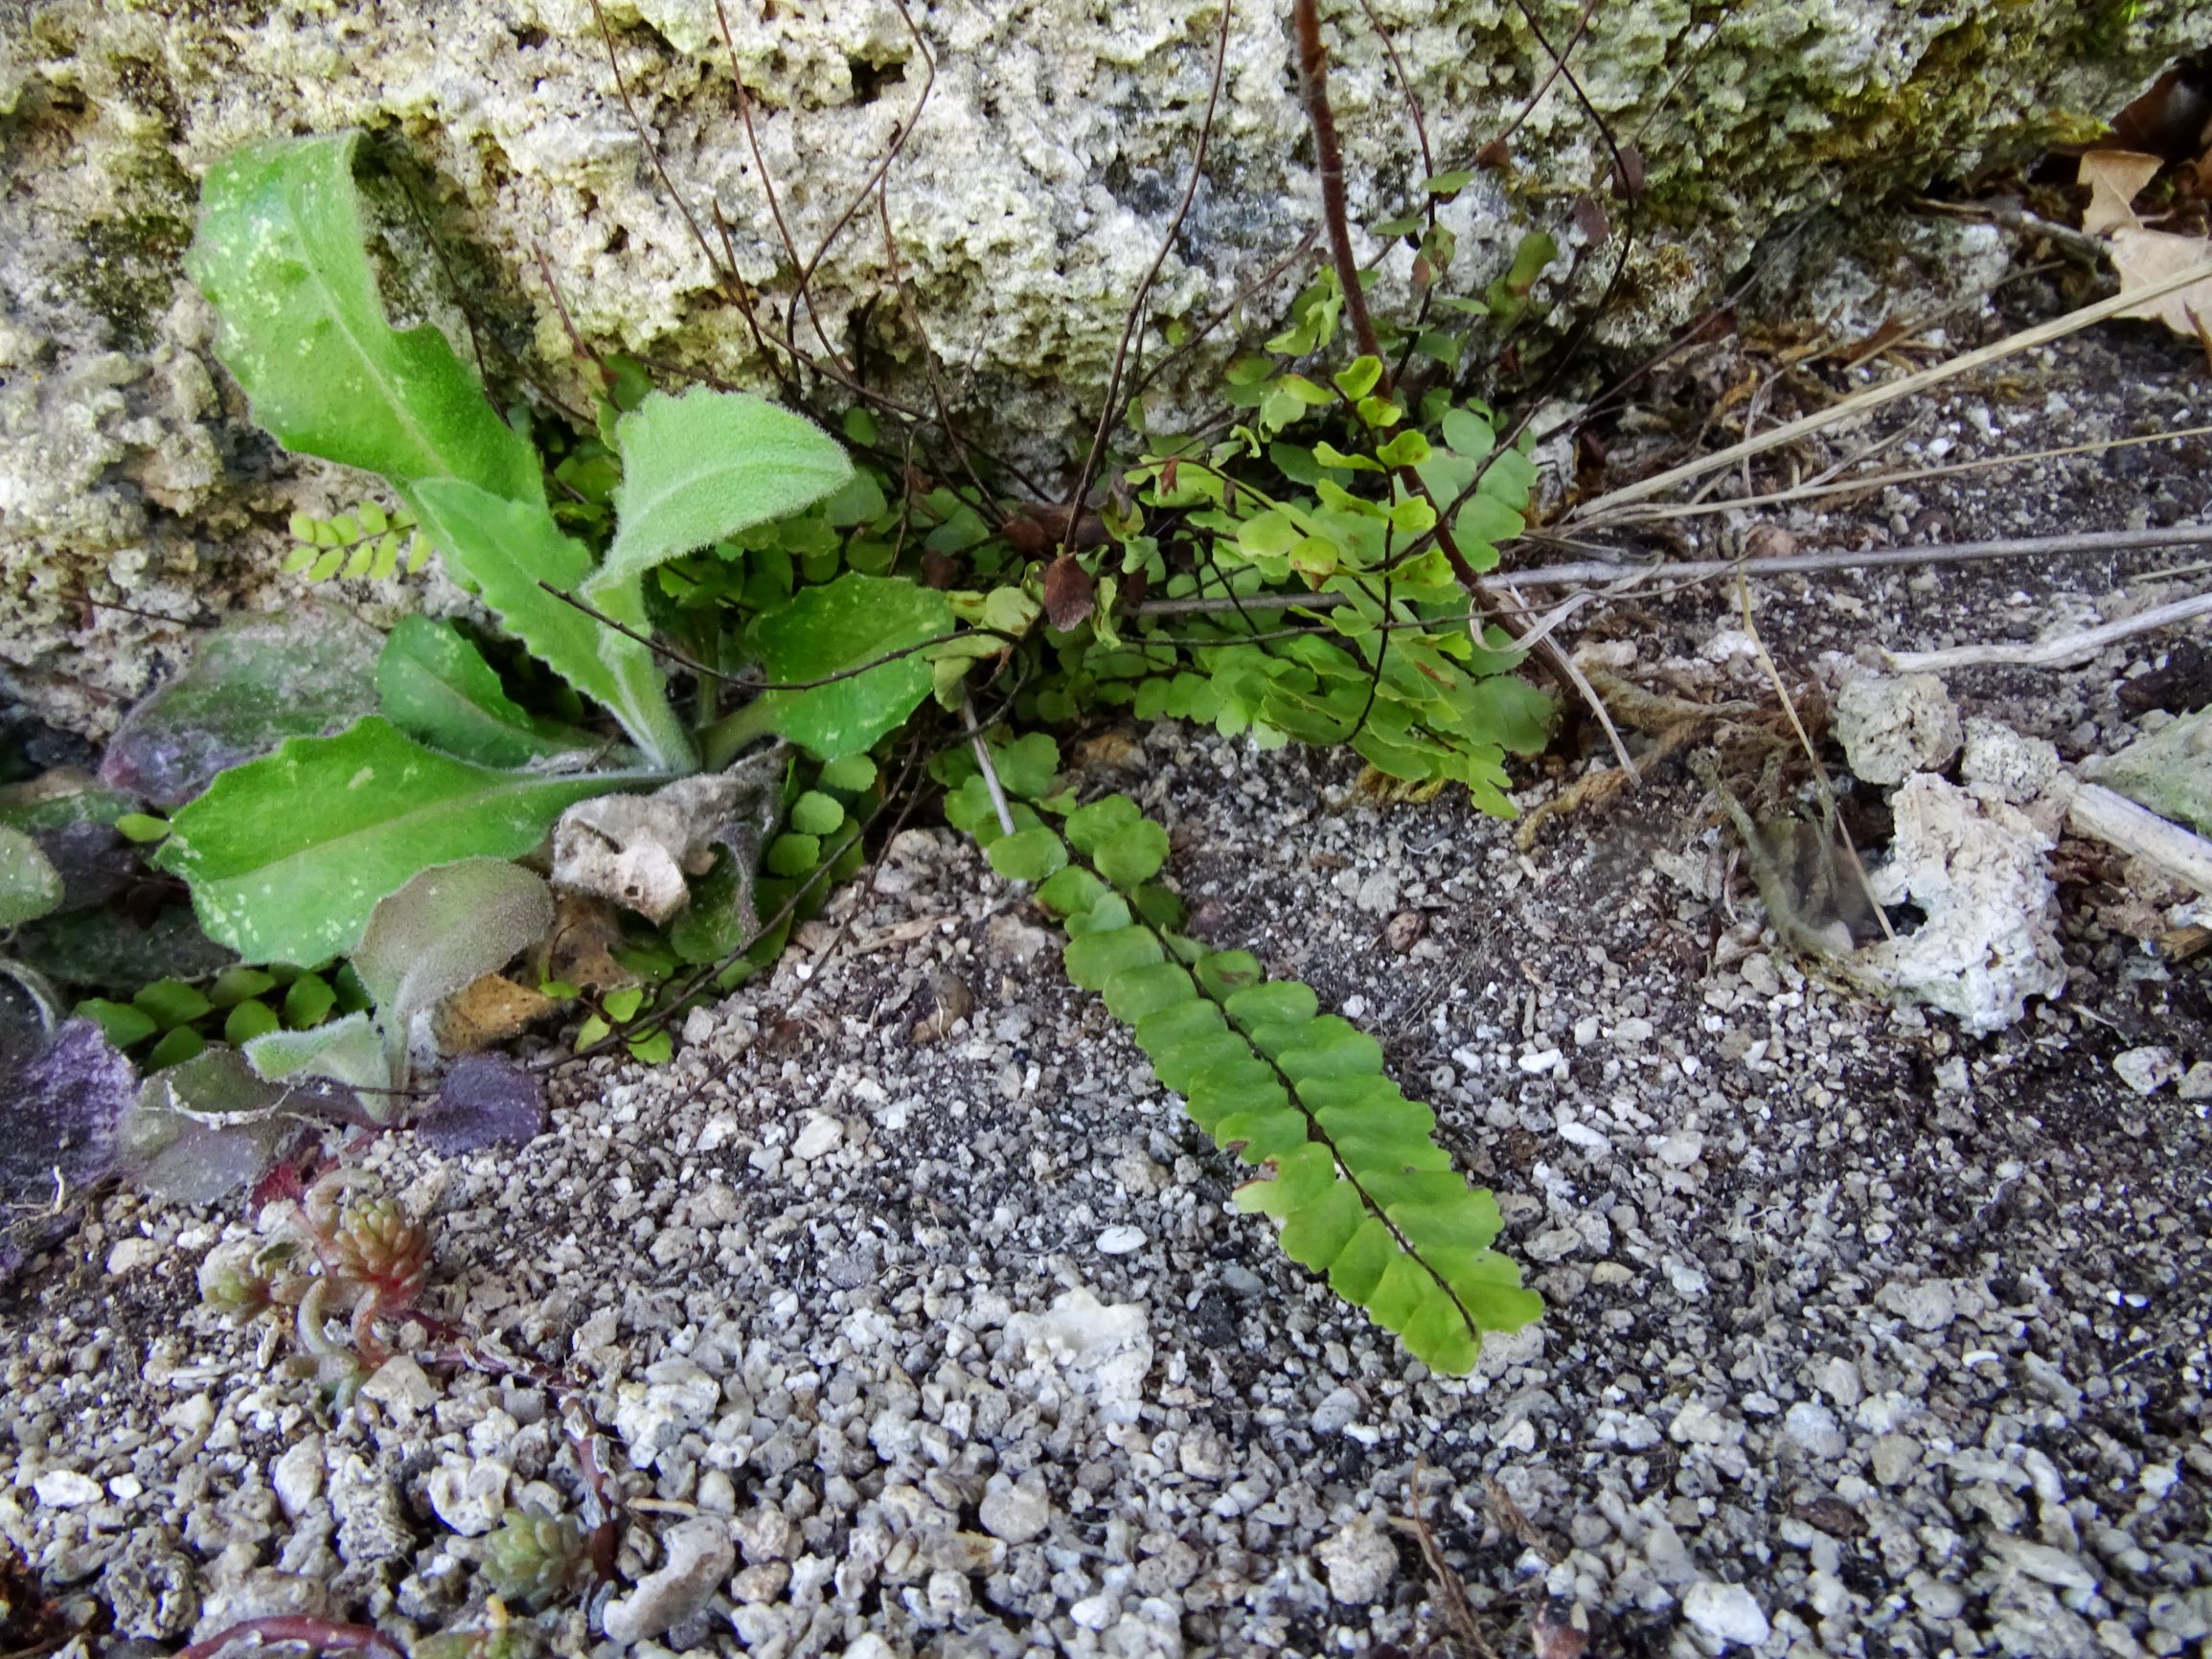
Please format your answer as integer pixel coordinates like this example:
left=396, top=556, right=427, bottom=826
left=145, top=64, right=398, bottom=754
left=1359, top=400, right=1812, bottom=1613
left=1, top=255, right=2209, bottom=1659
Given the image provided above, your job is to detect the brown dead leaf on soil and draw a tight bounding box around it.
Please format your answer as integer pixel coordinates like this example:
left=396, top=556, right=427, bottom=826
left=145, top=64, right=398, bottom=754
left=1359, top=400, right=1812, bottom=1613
left=2080, top=148, right=2164, bottom=236
left=2075, top=148, right=2212, bottom=355
left=2109, top=224, right=2212, bottom=345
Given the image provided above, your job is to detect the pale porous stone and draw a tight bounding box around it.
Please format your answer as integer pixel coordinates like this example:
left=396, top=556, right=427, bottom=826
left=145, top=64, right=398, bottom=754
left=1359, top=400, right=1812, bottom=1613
left=601, top=1514, right=736, bottom=1646
left=1859, top=773, right=2066, bottom=1034
left=1314, top=1516, right=1398, bottom=1605
left=1001, top=1285, right=1152, bottom=1426
left=1681, top=1579, right=1772, bottom=1648
left=1836, top=672, right=1963, bottom=785
left=2, top=0, right=2201, bottom=736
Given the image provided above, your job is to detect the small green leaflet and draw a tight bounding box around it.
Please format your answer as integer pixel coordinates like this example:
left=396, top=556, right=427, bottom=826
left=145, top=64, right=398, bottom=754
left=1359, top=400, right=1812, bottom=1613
left=155, top=717, right=666, bottom=966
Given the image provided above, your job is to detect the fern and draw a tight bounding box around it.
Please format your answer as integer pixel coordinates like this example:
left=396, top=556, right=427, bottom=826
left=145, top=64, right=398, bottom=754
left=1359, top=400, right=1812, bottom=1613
left=284, top=500, right=429, bottom=583
left=945, top=739, right=1540, bottom=1375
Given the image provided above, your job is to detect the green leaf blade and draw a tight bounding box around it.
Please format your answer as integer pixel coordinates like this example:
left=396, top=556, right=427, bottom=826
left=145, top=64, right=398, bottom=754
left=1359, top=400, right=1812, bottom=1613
left=597, top=389, right=853, bottom=597
left=186, top=132, right=541, bottom=508
left=748, top=574, right=955, bottom=760
left=155, top=717, right=659, bottom=966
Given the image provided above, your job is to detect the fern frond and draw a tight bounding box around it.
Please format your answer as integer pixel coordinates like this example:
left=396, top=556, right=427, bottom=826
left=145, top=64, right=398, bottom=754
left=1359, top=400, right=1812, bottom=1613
left=284, top=500, right=428, bottom=583
left=951, top=735, right=1540, bottom=1374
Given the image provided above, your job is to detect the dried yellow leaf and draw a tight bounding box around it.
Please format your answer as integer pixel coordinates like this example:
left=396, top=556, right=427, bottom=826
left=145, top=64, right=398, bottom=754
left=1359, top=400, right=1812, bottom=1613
left=2079, top=148, right=2163, bottom=237
left=2109, top=224, right=2212, bottom=339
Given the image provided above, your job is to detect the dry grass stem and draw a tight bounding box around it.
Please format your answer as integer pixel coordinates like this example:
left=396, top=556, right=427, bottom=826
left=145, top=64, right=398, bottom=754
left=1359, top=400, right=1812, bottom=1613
left=1886, top=589, right=2212, bottom=671
left=1574, top=261, right=2212, bottom=520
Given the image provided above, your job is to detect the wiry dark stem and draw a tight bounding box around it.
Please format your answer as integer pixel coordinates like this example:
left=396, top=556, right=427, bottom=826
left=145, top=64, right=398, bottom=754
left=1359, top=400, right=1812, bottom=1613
left=1291, top=0, right=1383, bottom=373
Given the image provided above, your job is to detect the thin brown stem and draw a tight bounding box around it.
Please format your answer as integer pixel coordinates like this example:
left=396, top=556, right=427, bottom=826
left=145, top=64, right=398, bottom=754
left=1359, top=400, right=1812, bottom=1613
left=1291, top=0, right=1383, bottom=371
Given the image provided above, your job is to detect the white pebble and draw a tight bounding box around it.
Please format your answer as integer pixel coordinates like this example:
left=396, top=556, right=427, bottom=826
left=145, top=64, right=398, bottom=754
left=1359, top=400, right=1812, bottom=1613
left=1096, top=1224, right=1146, bottom=1255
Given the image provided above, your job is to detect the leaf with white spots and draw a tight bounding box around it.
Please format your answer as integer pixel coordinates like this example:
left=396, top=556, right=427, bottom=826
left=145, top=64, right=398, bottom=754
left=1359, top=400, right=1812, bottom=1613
left=153, top=718, right=664, bottom=966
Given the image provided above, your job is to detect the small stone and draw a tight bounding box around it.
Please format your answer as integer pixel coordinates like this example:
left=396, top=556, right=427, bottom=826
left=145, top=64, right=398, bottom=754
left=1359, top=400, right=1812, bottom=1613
left=33, top=1469, right=101, bottom=1508
left=1096, top=1224, right=1146, bottom=1255
left=1836, top=672, right=1961, bottom=784
left=2178, top=1061, right=2212, bottom=1102
left=105, top=1236, right=162, bottom=1274
left=1353, top=870, right=1400, bottom=915
left=1070, top=1592, right=1119, bottom=1629
left=984, top=913, right=1053, bottom=965
left=1669, top=1398, right=1734, bottom=1445
left=1518, top=1047, right=1563, bottom=1074
left=358, top=1354, right=438, bottom=1418
left=978, top=1475, right=1051, bottom=1546
left=732, top=1562, right=789, bottom=1602
left=1885, top=1279, right=1957, bottom=1331
left=1526, top=1225, right=1582, bottom=1262
left=192, top=1570, right=331, bottom=1641
left=1913, top=1578, right=1968, bottom=1620
left=1990, top=1535, right=2098, bottom=1593
left=789, top=1111, right=843, bottom=1161
left=1311, top=1387, right=1362, bottom=1435
left=425, top=1456, right=510, bottom=1537
left=1002, top=1287, right=1152, bottom=1426
left=1813, top=1357, right=1864, bottom=1410
left=1962, top=717, right=2060, bottom=803
left=613, top=1358, right=721, bottom=1469
left=2113, top=1046, right=2179, bottom=1096
left=1785, top=1401, right=1845, bottom=1461
left=601, top=1516, right=736, bottom=1646
left=1653, top=1131, right=1704, bottom=1169
left=1871, top=1434, right=1920, bottom=1487
left=1681, top=1579, right=1771, bottom=1649
left=1314, top=1517, right=1397, bottom=1605
left=272, top=1437, right=325, bottom=1517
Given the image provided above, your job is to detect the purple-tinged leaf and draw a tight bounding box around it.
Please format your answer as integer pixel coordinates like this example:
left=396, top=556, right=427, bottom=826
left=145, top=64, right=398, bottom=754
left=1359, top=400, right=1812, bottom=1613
left=0, top=1019, right=135, bottom=1282
left=117, top=1045, right=301, bottom=1204
left=418, top=1054, right=547, bottom=1155
left=100, top=605, right=384, bottom=807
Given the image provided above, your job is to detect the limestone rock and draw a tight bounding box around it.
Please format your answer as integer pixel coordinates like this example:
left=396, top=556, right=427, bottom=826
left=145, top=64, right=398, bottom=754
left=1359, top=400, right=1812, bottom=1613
left=3, top=0, right=2200, bottom=736
left=602, top=1514, right=736, bottom=1647
left=1836, top=672, right=1962, bottom=785
left=1859, top=773, right=2065, bottom=1034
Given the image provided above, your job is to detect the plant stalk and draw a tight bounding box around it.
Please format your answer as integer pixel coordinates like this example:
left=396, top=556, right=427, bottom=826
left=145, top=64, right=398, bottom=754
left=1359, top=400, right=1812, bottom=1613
left=1293, top=0, right=1384, bottom=372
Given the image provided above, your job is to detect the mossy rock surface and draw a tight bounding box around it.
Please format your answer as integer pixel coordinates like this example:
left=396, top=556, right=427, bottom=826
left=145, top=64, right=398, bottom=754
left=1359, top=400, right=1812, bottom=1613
left=0, top=0, right=2201, bottom=737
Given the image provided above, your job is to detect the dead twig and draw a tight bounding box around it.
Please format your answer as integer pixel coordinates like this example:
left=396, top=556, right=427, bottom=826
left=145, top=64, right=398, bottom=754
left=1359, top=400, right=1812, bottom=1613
left=2067, top=782, right=2212, bottom=897
left=1885, top=589, right=2212, bottom=672
left=1574, top=261, right=2212, bottom=520
left=962, top=698, right=1018, bottom=837
left=1133, top=523, right=2212, bottom=613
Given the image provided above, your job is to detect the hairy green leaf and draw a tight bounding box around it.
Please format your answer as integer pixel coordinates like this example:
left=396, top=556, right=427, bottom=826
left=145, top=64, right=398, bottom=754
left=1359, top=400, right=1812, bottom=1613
left=186, top=132, right=541, bottom=507
left=595, top=388, right=852, bottom=601
left=0, top=828, right=63, bottom=927
left=410, top=480, right=693, bottom=770
left=155, top=718, right=660, bottom=966
left=377, top=618, right=599, bottom=769
left=353, top=857, right=553, bottom=1077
